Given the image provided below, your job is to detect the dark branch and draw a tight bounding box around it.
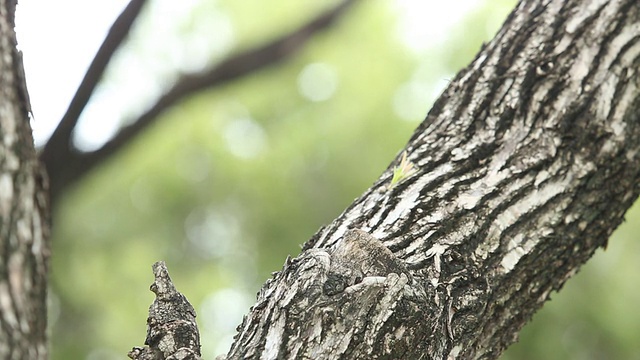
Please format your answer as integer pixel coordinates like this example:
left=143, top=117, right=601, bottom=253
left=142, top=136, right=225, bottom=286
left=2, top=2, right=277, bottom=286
left=42, top=0, right=357, bottom=206
left=40, top=0, right=148, bottom=189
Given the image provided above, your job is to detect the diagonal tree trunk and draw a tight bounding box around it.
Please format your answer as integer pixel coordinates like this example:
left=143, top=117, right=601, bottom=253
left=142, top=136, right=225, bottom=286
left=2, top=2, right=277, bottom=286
left=0, top=0, right=50, bottom=359
left=222, top=0, right=640, bottom=358
left=3, top=0, right=640, bottom=358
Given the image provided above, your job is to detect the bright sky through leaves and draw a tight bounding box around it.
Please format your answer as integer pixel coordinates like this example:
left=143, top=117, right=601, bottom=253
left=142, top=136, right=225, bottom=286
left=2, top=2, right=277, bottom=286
left=15, top=0, right=480, bottom=149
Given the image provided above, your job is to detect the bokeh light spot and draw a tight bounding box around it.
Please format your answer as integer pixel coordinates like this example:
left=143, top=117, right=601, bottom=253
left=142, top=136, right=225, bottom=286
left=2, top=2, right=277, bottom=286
left=297, top=62, right=339, bottom=102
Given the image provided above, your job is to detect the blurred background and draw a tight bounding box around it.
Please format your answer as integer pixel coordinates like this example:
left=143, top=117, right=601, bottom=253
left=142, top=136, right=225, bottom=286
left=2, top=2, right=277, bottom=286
left=14, top=0, right=640, bottom=359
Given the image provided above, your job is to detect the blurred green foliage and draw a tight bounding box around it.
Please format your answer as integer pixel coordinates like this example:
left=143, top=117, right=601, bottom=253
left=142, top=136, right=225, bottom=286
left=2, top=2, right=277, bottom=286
left=48, top=1, right=640, bottom=359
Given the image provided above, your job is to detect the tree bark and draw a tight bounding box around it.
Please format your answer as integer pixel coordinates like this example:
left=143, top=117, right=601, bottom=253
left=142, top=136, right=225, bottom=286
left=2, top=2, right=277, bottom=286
left=223, top=0, right=640, bottom=358
left=0, top=0, right=50, bottom=359
left=128, top=262, right=201, bottom=360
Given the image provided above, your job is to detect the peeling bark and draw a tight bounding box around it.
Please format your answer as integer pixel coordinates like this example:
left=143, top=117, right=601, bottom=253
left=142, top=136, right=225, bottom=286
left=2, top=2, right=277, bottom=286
left=0, top=0, right=50, bottom=358
left=223, top=0, right=640, bottom=358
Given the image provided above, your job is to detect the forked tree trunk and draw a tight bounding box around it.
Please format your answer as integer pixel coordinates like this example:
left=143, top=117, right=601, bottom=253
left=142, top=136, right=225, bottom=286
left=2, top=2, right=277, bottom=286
left=223, top=0, right=640, bottom=358
left=0, top=0, right=50, bottom=359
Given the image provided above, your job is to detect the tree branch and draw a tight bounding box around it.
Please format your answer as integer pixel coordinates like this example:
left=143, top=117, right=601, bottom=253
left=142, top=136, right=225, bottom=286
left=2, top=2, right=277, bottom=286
left=40, top=0, right=148, bottom=192
left=124, top=0, right=640, bottom=357
left=222, top=0, right=640, bottom=358
left=41, top=0, right=357, bottom=206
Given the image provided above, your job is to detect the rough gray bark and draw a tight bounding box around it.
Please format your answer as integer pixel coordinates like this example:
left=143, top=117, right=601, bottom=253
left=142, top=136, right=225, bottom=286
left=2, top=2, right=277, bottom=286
left=222, top=0, right=640, bottom=358
left=129, top=262, right=201, bottom=360
left=0, top=0, right=50, bottom=359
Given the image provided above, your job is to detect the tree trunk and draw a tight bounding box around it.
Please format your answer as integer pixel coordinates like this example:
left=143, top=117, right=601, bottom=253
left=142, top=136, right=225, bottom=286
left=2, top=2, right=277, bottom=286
left=0, top=0, right=50, bottom=359
left=224, top=0, right=640, bottom=358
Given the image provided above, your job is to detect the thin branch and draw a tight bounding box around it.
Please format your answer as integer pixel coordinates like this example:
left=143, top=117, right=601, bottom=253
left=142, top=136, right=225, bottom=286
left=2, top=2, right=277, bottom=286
left=41, top=0, right=148, bottom=167
left=42, top=0, right=357, bottom=206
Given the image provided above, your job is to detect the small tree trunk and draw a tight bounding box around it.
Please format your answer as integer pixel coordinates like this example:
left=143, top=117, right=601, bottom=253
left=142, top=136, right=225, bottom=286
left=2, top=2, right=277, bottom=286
left=0, top=0, right=50, bottom=358
left=224, top=0, right=640, bottom=358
